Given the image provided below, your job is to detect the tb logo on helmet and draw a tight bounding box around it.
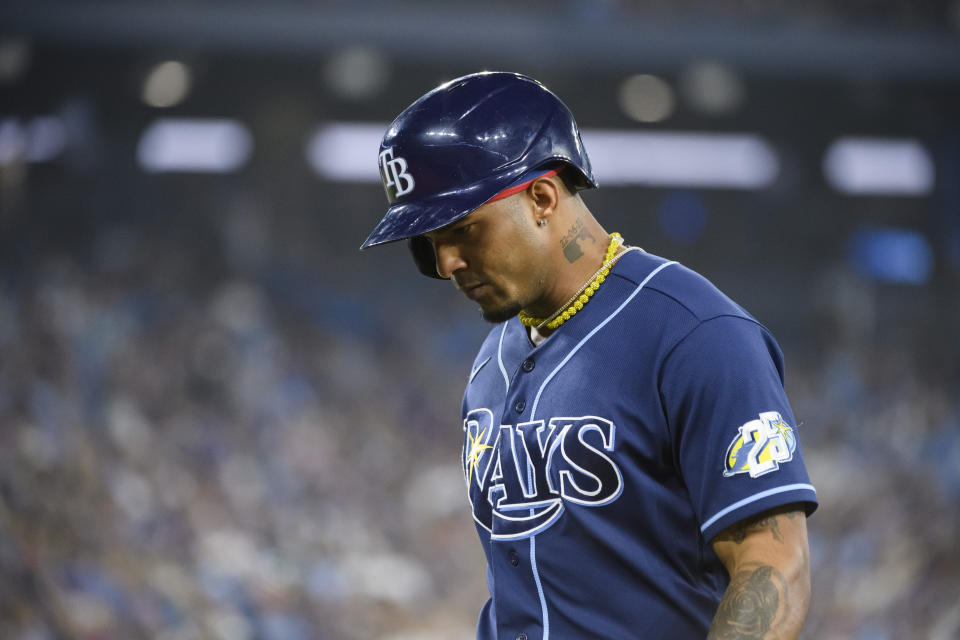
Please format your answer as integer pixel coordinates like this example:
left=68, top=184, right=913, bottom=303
left=379, top=147, right=415, bottom=199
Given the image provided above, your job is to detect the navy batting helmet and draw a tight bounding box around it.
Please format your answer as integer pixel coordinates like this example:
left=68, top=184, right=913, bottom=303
left=360, top=71, right=597, bottom=278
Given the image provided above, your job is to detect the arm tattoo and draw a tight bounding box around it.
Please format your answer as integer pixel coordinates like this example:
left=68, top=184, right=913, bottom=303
left=708, top=564, right=787, bottom=640
left=727, top=514, right=783, bottom=544
left=725, top=508, right=799, bottom=544
left=559, top=218, right=595, bottom=263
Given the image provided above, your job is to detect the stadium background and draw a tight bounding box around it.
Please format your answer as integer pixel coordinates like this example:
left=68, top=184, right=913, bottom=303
left=0, top=2, right=958, bottom=639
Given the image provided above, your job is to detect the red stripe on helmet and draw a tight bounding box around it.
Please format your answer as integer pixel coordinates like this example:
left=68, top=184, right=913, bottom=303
left=487, top=168, right=560, bottom=203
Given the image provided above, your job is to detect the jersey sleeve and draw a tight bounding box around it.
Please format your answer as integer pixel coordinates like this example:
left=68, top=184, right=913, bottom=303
left=659, top=315, right=818, bottom=543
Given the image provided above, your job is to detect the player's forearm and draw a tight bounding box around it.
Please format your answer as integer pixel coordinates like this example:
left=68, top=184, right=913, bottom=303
left=706, top=558, right=808, bottom=639
left=707, top=507, right=811, bottom=639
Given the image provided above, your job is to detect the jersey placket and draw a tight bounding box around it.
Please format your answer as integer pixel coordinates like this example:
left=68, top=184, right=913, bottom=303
left=491, top=350, right=551, bottom=640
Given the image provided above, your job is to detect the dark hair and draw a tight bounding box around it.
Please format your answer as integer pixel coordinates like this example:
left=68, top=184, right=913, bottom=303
left=557, top=164, right=590, bottom=195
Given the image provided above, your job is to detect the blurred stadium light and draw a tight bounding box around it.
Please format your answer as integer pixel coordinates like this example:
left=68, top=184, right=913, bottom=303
left=847, top=227, right=934, bottom=284
left=142, top=60, right=192, bottom=108
left=0, top=36, right=31, bottom=84
left=137, top=118, right=252, bottom=173
left=306, top=123, right=385, bottom=182
left=322, top=46, right=390, bottom=101
left=582, top=130, right=779, bottom=188
left=678, top=60, right=745, bottom=117
left=618, top=74, right=676, bottom=123
left=0, top=116, right=67, bottom=166
left=824, top=137, right=935, bottom=196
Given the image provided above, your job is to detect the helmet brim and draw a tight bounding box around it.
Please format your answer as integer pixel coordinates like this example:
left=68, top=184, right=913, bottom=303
left=359, top=168, right=521, bottom=249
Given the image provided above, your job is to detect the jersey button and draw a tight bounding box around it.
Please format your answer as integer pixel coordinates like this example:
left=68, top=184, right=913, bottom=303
left=514, top=399, right=526, bottom=413
left=517, top=634, right=528, bottom=640
left=508, top=550, right=520, bottom=567
left=521, top=358, right=535, bottom=372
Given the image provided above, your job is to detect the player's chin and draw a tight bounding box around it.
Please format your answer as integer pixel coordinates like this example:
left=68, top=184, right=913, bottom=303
left=480, top=300, right=522, bottom=324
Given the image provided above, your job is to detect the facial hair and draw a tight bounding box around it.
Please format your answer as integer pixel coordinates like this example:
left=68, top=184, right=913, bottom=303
left=481, top=300, right=522, bottom=324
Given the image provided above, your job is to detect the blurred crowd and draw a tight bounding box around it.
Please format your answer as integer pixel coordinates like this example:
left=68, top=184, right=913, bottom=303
left=0, top=196, right=490, bottom=640
left=0, top=192, right=958, bottom=640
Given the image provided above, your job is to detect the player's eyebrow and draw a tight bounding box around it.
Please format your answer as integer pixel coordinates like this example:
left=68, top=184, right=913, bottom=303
left=428, top=212, right=479, bottom=240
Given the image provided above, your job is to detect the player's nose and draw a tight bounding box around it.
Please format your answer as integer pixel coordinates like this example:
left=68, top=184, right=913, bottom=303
left=434, top=242, right=468, bottom=280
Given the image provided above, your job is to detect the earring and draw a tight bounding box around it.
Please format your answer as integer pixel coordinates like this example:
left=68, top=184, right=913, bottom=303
left=539, top=219, right=547, bottom=227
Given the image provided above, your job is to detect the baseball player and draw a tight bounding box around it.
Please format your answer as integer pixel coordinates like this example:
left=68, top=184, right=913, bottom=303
left=362, top=72, right=817, bottom=639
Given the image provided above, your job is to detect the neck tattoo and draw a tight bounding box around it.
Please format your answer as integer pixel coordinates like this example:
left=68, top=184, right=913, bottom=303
left=518, top=233, right=642, bottom=332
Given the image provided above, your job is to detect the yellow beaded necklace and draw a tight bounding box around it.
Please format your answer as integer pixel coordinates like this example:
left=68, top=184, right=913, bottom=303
left=518, top=233, right=639, bottom=331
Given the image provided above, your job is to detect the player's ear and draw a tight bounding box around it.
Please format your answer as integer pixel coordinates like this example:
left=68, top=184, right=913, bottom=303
left=527, top=175, right=561, bottom=226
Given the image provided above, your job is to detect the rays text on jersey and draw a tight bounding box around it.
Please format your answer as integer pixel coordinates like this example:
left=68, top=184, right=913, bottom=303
left=462, top=408, right=623, bottom=540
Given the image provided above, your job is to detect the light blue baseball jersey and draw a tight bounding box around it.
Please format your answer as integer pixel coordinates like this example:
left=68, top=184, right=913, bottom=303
left=461, top=250, right=817, bottom=639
